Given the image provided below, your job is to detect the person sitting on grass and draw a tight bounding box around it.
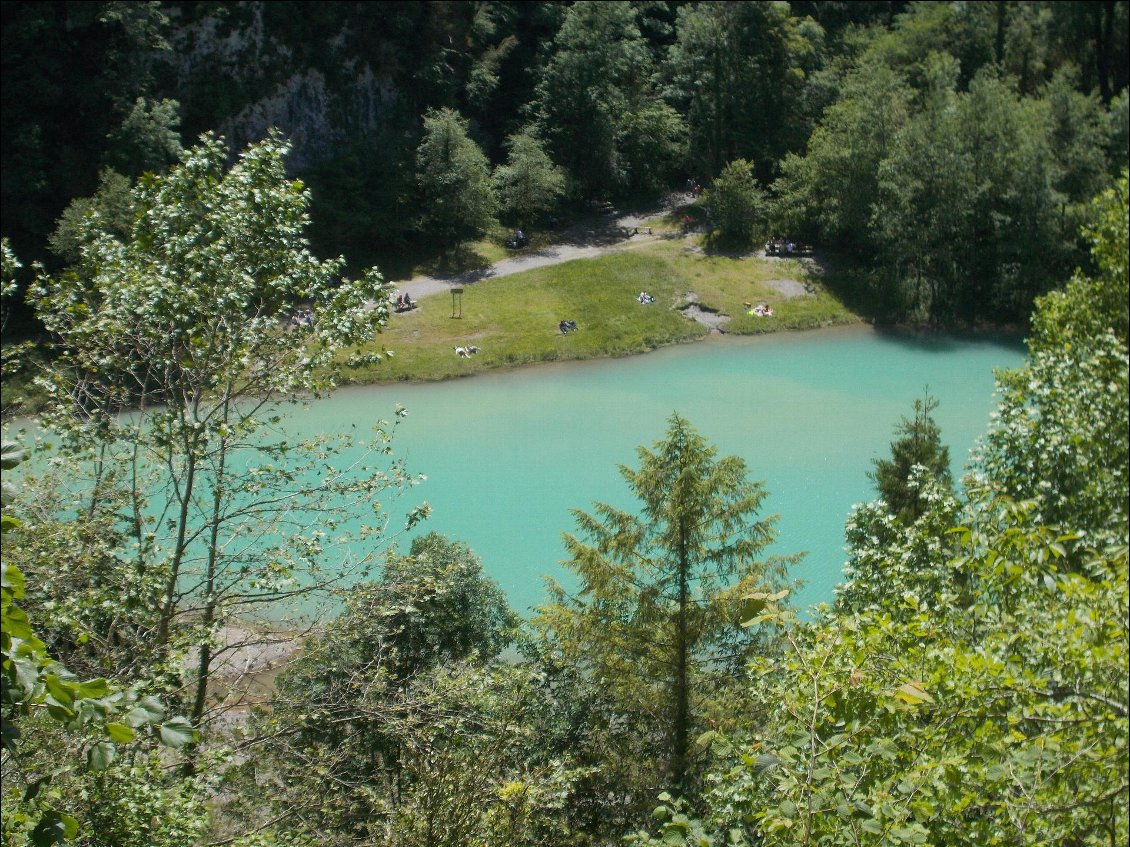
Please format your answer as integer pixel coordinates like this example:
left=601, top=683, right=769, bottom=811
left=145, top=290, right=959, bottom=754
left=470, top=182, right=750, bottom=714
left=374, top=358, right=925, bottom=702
left=638, top=291, right=656, bottom=304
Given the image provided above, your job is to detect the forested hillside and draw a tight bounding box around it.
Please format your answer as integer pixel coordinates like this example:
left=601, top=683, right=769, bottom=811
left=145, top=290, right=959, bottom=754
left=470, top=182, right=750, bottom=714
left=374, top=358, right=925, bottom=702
left=2, top=1, right=1127, bottom=323
left=2, top=2, right=1127, bottom=846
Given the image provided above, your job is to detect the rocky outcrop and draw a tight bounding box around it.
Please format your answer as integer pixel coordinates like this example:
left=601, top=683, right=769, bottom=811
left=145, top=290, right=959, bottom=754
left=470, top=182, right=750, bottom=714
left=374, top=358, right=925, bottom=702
left=165, top=3, right=399, bottom=169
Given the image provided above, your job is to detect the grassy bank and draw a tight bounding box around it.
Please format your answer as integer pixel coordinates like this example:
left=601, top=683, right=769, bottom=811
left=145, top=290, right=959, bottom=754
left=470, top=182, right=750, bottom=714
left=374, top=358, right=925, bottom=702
left=1, top=235, right=861, bottom=415
left=342, top=239, right=859, bottom=384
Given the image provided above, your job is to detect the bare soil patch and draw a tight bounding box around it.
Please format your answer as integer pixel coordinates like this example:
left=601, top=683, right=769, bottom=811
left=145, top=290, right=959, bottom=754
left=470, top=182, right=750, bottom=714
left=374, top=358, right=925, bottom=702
left=680, top=295, right=731, bottom=333
left=765, top=278, right=815, bottom=299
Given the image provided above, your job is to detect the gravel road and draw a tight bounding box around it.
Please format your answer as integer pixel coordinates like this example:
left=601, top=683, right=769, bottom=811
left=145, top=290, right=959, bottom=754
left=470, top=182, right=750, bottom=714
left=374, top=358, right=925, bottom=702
left=392, top=201, right=680, bottom=300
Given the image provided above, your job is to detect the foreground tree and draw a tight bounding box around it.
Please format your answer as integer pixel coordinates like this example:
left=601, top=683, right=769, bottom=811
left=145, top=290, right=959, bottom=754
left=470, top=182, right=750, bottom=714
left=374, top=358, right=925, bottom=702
left=837, top=473, right=965, bottom=626
left=2, top=443, right=201, bottom=845
left=973, top=171, right=1129, bottom=534
left=869, top=392, right=952, bottom=524
left=535, top=414, right=795, bottom=808
left=1, top=239, right=21, bottom=338
left=233, top=534, right=583, bottom=845
left=25, top=130, right=416, bottom=753
left=633, top=174, right=1130, bottom=847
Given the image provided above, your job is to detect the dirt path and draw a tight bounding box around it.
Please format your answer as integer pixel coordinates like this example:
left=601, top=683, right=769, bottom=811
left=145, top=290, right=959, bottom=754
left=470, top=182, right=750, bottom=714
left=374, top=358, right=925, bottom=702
left=387, top=196, right=822, bottom=332
left=394, top=199, right=683, bottom=300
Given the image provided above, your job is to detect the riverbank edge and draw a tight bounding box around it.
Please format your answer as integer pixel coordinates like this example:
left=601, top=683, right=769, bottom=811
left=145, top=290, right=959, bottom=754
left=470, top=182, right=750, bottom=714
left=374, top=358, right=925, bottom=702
left=333, top=312, right=1033, bottom=390
left=338, top=312, right=869, bottom=389
left=2, top=316, right=1028, bottom=420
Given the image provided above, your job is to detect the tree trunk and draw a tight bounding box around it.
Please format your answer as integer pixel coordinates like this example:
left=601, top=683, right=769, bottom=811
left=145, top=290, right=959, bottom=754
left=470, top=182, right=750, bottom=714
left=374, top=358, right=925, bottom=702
left=1095, top=1, right=1115, bottom=103
left=994, top=2, right=1007, bottom=67
left=157, top=448, right=196, bottom=648
left=711, top=44, right=724, bottom=180
left=186, top=395, right=233, bottom=774
left=673, top=520, right=690, bottom=793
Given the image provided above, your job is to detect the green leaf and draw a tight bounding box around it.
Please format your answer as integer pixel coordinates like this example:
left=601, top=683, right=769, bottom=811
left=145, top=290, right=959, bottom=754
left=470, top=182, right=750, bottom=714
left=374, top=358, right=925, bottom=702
left=105, top=722, right=136, bottom=743
left=43, top=675, right=76, bottom=709
left=1, top=561, right=26, bottom=596
left=892, top=681, right=934, bottom=706
left=158, top=716, right=196, bottom=748
left=88, top=740, right=116, bottom=770
left=893, top=826, right=928, bottom=843
left=3, top=604, right=34, bottom=639
left=985, top=764, right=1007, bottom=781
left=752, top=753, right=778, bottom=774
left=695, top=730, right=718, bottom=749
left=30, top=811, right=78, bottom=847
left=75, top=678, right=110, bottom=699
left=136, top=695, right=166, bottom=719
left=1, top=440, right=27, bottom=470
left=45, top=702, right=75, bottom=722
left=124, top=704, right=161, bottom=728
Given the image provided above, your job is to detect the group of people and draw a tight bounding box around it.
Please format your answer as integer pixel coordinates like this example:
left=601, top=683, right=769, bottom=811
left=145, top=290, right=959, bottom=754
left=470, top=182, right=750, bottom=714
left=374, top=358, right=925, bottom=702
left=765, top=236, right=810, bottom=257
left=509, top=229, right=527, bottom=248
left=454, top=344, right=481, bottom=358
left=559, top=319, right=578, bottom=335
left=748, top=302, right=775, bottom=317
left=394, top=293, right=415, bottom=311
left=638, top=291, right=656, bottom=304
left=685, top=177, right=703, bottom=198
left=290, top=306, right=315, bottom=328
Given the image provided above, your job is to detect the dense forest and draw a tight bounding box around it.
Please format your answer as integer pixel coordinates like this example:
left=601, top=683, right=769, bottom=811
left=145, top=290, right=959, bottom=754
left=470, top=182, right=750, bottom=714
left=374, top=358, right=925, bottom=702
left=2, top=2, right=1128, bottom=846
left=2, top=0, right=1128, bottom=325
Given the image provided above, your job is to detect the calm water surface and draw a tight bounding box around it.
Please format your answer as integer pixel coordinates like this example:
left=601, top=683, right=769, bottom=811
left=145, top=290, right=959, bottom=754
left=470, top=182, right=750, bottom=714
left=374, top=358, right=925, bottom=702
left=281, top=326, right=1025, bottom=616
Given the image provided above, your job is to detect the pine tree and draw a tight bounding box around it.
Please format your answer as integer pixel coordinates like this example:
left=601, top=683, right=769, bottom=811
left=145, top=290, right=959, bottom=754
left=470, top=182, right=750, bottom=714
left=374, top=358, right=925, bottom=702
left=870, top=392, right=952, bottom=523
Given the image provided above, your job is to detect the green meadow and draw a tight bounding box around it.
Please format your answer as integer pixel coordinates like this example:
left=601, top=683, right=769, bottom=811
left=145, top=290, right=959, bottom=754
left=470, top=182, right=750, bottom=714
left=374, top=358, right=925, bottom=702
left=345, top=239, right=859, bottom=384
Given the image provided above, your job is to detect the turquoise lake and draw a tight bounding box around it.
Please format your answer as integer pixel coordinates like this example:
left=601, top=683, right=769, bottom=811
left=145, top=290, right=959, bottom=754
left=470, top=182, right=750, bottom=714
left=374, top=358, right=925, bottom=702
left=273, top=325, right=1026, bottom=616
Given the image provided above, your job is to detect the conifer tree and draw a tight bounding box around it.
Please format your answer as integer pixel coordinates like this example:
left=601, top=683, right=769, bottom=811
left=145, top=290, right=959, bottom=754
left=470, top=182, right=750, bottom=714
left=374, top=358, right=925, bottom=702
left=536, top=413, right=793, bottom=796
left=870, top=392, right=952, bottom=523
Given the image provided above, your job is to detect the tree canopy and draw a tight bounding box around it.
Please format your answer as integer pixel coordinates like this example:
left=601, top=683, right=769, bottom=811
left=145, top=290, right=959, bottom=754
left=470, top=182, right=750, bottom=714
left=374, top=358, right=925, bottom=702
left=2, top=0, right=1126, bottom=328
left=633, top=169, right=1130, bottom=847
left=536, top=413, right=794, bottom=804
left=1, top=4, right=1128, bottom=844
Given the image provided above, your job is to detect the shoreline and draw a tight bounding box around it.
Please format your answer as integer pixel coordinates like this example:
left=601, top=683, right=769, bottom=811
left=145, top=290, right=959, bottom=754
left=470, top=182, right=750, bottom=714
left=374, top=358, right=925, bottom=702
left=1, top=320, right=1025, bottom=428
left=336, top=316, right=1027, bottom=391
left=0, top=320, right=1030, bottom=438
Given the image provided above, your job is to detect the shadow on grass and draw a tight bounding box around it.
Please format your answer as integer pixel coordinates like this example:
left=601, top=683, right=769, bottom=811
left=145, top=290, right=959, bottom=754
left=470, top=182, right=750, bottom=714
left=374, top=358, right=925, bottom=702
left=699, top=230, right=762, bottom=258
left=418, top=243, right=494, bottom=277
left=556, top=213, right=637, bottom=248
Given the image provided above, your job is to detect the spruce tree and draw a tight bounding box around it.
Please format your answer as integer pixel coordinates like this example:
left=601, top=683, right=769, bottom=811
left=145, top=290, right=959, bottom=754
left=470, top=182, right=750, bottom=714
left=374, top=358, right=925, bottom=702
left=870, top=392, right=952, bottom=523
